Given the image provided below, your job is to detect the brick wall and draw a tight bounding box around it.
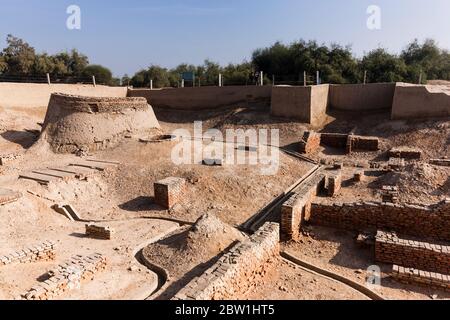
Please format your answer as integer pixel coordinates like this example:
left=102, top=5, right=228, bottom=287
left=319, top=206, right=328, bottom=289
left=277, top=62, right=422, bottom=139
left=172, top=222, right=279, bottom=300
left=154, top=177, right=186, bottom=209
left=281, top=170, right=326, bottom=241
left=299, top=131, right=321, bottom=154
left=85, top=224, right=114, bottom=240
left=348, top=136, right=379, bottom=153
left=0, top=241, right=56, bottom=266
left=326, top=172, right=342, bottom=197
left=375, top=231, right=450, bottom=274
left=309, top=199, right=450, bottom=241
left=320, top=133, right=348, bottom=149
left=392, top=265, right=450, bottom=292
left=22, top=253, right=106, bottom=300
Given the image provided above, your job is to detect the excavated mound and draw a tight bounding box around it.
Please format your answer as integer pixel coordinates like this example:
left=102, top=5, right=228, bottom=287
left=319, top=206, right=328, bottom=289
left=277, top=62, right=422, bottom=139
left=36, top=93, right=160, bottom=153
left=143, top=213, right=246, bottom=277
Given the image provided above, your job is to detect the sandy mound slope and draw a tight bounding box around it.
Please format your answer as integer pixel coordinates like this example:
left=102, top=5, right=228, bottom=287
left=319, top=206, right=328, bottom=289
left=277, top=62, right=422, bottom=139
left=143, top=213, right=246, bottom=278
left=373, top=163, right=449, bottom=204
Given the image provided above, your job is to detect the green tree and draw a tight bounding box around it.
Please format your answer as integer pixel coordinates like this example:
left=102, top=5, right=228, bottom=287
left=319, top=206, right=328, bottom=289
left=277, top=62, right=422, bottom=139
left=130, top=65, right=170, bottom=88
left=2, top=34, right=36, bottom=75
left=360, top=48, right=407, bottom=83
left=82, top=64, right=113, bottom=85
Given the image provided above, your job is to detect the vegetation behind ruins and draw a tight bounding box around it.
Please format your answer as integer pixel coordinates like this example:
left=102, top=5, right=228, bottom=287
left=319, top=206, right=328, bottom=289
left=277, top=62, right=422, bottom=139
left=0, top=35, right=449, bottom=87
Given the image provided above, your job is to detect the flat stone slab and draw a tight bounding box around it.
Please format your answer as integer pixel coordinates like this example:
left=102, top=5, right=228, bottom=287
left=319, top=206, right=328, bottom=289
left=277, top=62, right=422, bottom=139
left=0, top=188, right=22, bottom=205
left=69, top=160, right=117, bottom=171
left=19, top=172, right=60, bottom=185
left=32, top=169, right=75, bottom=180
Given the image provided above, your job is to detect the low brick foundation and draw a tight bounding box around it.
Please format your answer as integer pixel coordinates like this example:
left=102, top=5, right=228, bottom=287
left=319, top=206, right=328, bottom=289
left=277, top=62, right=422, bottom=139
left=0, top=188, right=22, bottom=206
left=154, top=177, right=186, bottom=209
left=388, top=147, right=422, bottom=160
left=0, top=241, right=56, bottom=266
left=299, top=131, right=321, bottom=154
left=173, top=222, right=279, bottom=300
left=430, top=159, right=450, bottom=167
left=85, top=224, right=114, bottom=240
left=22, top=253, right=106, bottom=300
left=281, top=169, right=326, bottom=241
left=320, top=133, right=379, bottom=154
left=392, top=265, right=450, bottom=292
left=309, top=199, right=450, bottom=241
left=375, top=231, right=450, bottom=274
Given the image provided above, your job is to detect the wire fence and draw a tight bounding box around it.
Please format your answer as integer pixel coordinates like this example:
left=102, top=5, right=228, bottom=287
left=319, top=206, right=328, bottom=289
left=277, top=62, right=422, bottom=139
left=0, top=74, right=106, bottom=85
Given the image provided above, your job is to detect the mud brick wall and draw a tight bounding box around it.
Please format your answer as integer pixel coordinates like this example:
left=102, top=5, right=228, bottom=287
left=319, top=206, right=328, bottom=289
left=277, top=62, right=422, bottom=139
left=430, top=159, right=450, bottom=167
left=309, top=199, right=450, bottom=241
left=375, top=231, right=450, bottom=274
left=326, top=172, right=342, bottom=197
left=0, top=241, right=56, bottom=266
left=85, top=224, right=114, bottom=240
left=281, top=170, right=326, bottom=241
left=320, top=133, right=348, bottom=149
left=388, top=148, right=422, bottom=160
left=173, top=222, right=279, bottom=300
left=154, top=177, right=186, bottom=209
left=22, top=253, right=106, bottom=300
left=348, top=136, right=379, bottom=153
left=299, top=131, right=321, bottom=154
left=392, top=265, right=450, bottom=292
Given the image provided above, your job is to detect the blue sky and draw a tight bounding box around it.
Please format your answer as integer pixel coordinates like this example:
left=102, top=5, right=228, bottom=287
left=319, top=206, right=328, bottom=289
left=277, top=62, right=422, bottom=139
left=1, top=0, right=449, bottom=77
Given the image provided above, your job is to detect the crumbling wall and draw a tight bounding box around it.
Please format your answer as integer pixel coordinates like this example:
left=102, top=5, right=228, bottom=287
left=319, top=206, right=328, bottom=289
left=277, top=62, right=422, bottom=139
left=329, top=83, right=395, bottom=111
left=37, top=93, right=160, bottom=153
left=375, top=231, right=450, bottom=274
left=391, top=83, right=450, bottom=119
left=128, top=86, right=272, bottom=110
left=173, top=222, right=279, bottom=300
left=309, top=199, right=450, bottom=241
left=0, top=241, right=56, bottom=266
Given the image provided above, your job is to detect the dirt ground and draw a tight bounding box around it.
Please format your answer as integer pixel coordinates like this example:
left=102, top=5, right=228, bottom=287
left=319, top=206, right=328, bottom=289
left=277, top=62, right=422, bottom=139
left=0, top=102, right=449, bottom=300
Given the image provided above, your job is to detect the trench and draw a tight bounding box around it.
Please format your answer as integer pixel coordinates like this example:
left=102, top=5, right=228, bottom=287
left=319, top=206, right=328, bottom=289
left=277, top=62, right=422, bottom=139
left=281, top=250, right=384, bottom=300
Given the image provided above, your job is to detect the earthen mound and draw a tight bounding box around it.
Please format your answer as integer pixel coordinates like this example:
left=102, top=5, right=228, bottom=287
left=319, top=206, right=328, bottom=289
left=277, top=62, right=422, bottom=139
left=36, top=93, right=160, bottom=153
left=143, top=213, right=246, bottom=277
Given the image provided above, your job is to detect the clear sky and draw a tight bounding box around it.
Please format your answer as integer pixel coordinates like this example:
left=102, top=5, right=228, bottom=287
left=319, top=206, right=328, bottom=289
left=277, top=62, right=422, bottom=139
left=1, top=0, right=449, bottom=77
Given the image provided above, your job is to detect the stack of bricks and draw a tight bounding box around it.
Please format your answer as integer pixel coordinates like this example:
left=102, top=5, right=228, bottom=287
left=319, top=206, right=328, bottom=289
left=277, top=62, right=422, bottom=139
left=281, top=169, right=326, bottom=241
left=0, top=188, right=22, bottom=206
left=154, top=177, right=186, bottom=209
left=299, top=131, right=321, bottom=154
left=320, top=133, right=348, bottom=149
left=388, top=147, right=422, bottom=160
left=392, top=265, right=450, bottom=292
left=327, top=171, right=342, bottom=197
left=308, top=199, right=450, bottom=241
left=375, top=231, right=450, bottom=275
left=173, top=222, right=279, bottom=300
left=381, top=186, right=399, bottom=203
left=22, top=253, right=106, bottom=300
left=85, top=223, right=114, bottom=240
left=0, top=241, right=56, bottom=266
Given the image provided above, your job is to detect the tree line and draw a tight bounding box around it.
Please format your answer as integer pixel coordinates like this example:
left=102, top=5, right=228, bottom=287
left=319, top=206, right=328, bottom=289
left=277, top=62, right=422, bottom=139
left=1, top=34, right=449, bottom=87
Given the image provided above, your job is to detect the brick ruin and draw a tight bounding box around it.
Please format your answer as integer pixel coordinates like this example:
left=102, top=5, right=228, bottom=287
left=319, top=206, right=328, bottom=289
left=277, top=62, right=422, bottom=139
left=299, top=131, right=379, bottom=155
left=154, top=177, right=186, bottom=209
left=22, top=253, right=107, bottom=300
left=173, top=222, right=279, bottom=300
left=392, top=265, right=450, bottom=292
left=375, top=231, right=450, bottom=275
left=85, top=224, right=115, bottom=240
left=308, top=199, right=450, bottom=241
left=280, top=167, right=343, bottom=241
left=0, top=241, right=56, bottom=266
left=388, top=147, right=422, bottom=160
